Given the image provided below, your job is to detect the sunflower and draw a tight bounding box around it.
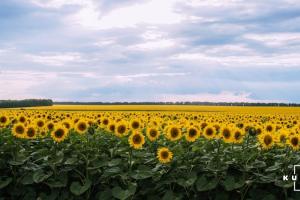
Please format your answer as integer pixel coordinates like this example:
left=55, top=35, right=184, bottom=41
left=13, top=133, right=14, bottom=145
left=264, top=123, right=275, bottom=133
left=130, top=119, right=142, bottom=130
left=0, top=115, right=9, bottom=127
left=25, top=126, right=37, bottom=139
left=220, top=126, right=233, bottom=143
left=232, top=128, right=244, bottom=144
left=46, top=121, right=55, bottom=131
left=185, top=126, right=200, bottom=142
left=258, top=132, right=274, bottom=150
left=115, top=122, right=128, bottom=137
left=166, top=125, right=182, bottom=141
left=39, top=128, right=48, bottom=138
left=146, top=127, right=160, bottom=141
left=51, top=126, right=68, bottom=143
left=101, top=117, right=110, bottom=127
left=108, top=122, right=116, bottom=133
left=35, top=119, right=45, bottom=129
left=75, top=120, right=89, bottom=134
left=62, top=120, right=73, bottom=130
left=288, top=135, right=300, bottom=150
left=128, top=132, right=145, bottom=149
left=12, top=123, right=26, bottom=138
left=203, top=125, right=216, bottom=140
left=275, top=130, right=288, bottom=147
left=157, top=147, right=173, bottom=164
left=18, top=115, right=26, bottom=123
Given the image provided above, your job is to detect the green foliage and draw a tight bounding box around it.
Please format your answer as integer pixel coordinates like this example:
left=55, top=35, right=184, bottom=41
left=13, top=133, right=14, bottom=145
left=0, top=99, right=53, bottom=108
left=0, top=128, right=299, bottom=199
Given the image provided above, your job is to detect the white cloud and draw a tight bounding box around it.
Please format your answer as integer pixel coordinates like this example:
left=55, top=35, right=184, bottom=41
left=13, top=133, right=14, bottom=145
left=129, top=39, right=175, bottom=50
left=159, top=91, right=284, bottom=103
left=244, top=33, right=300, bottom=47
left=68, top=0, right=185, bottom=30
left=171, top=52, right=300, bottom=67
left=25, top=52, right=84, bottom=66
left=30, top=0, right=89, bottom=9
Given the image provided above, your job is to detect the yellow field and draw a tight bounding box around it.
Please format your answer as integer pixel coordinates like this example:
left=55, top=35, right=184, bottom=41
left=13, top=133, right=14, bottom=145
left=1, top=104, right=300, bottom=198
left=17, top=104, right=300, bottom=114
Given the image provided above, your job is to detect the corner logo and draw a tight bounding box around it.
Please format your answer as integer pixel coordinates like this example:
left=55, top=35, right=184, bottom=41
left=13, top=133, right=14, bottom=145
left=283, top=165, right=300, bottom=191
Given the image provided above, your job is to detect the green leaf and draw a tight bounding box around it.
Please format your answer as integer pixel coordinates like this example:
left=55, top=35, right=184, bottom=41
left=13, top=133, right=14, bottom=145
left=0, top=177, right=12, bottom=189
left=130, top=166, right=153, bottom=180
left=221, top=175, right=245, bottom=191
left=265, top=164, right=281, bottom=172
left=33, top=170, right=53, bottom=183
left=97, top=189, right=112, bottom=200
left=102, top=167, right=121, bottom=177
left=20, top=173, right=34, bottom=185
left=177, top=171, right=197, bottom=187
left=46, top=174, right=68, bottom=188
left=70, top=179, right=92, bottom=196
left=196, top=175, right=218, bottom=192
left=107, top=159, right=122, bottom=167
left=112, top=183, right=136, bottom=200
left=64, top=157, right=78, bottom=165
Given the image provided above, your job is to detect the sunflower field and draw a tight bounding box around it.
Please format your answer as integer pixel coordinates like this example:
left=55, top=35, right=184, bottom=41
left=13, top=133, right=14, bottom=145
left=1, top=106, right=300, bottom=199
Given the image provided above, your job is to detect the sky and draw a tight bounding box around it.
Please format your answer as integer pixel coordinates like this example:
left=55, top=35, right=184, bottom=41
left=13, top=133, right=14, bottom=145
left=1, top=0, right=300, bottom=102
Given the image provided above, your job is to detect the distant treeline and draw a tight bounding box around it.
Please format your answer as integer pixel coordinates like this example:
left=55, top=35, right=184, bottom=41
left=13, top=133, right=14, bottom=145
left=55, top=101, right=300, bottom=107
left=0, top=99, right=53, bottom=108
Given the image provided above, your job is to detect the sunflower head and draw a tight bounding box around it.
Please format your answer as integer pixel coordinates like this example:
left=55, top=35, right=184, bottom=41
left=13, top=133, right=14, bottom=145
left=128, top=132, right=145, bottom=149
left=115, top=122, right=128, bottom=137
left=185, top=126, right=200, bottom=142
left=25, top=126, right=37, bottom=139
left=220, top=126, right=233, bottom=143
left=12, top=123, right=26, bottom=138
left=288, top=135, right=300, bottom=150
left=146, top=127, right=160, bottom=141
left=232, top=129, right=244, bottom=144
left=157, top=147, right=173, bottom=164
left=166, top=125, right=182, bottom=141
left=51, top=126, right=68, bottom=143
left=203, top=125, right=216, bottom=140
left=75, top=120, right=89, bottom=134
left=258, top=132, right=274, bottom=150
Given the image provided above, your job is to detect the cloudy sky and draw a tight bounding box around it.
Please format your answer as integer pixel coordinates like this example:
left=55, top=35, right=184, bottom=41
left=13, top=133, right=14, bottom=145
left=1, top=0, right=300, bottom=102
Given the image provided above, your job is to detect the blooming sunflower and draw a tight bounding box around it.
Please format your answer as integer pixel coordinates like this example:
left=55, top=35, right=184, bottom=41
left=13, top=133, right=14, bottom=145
left=62, top=120, right=73, bottom=130
left=115, top=122, right=128, bottom=137
left=46, top=121, right=55, bottom=131
left=0, top=115, right=9, bottom=127
left=130, top=119, right=142, bottom=131
left=51, top=126, right=68, bottom=143
left=128, top=132, right=145, bottom=149
left=288, top=134, right=300, bottom=150
left=275, top=129, right=288, bottom=147
left=157, top=147, right=173, bottom=164
left=25, top=126, right=37, bottom=139
left=18, top=115, right=26, bottom=123
left=203, top=125, right=216, bottom=140
left=232, top=128, right=244, bottom=144
left=35, top=119, right=45, bottom=129
left=108, top=122, right=116, bottom=133
left=146, top=127, right=160, bottom=141
left=166, top=125, right=182, bottom=141
left=220, top=126, right=233, bottom=143
left=185, top=126, right=200, bottom=142
left=75, top=120, right=89, bottom=134
left=258, top=132, right=274, bottom=150
left=264, top=123, right=275, bottom=133
left=12, top=123, right=26, bottom=138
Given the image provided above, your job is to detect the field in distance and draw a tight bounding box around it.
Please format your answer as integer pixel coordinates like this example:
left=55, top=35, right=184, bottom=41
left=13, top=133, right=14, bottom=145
left=19, top=104, right=300, bottom=114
